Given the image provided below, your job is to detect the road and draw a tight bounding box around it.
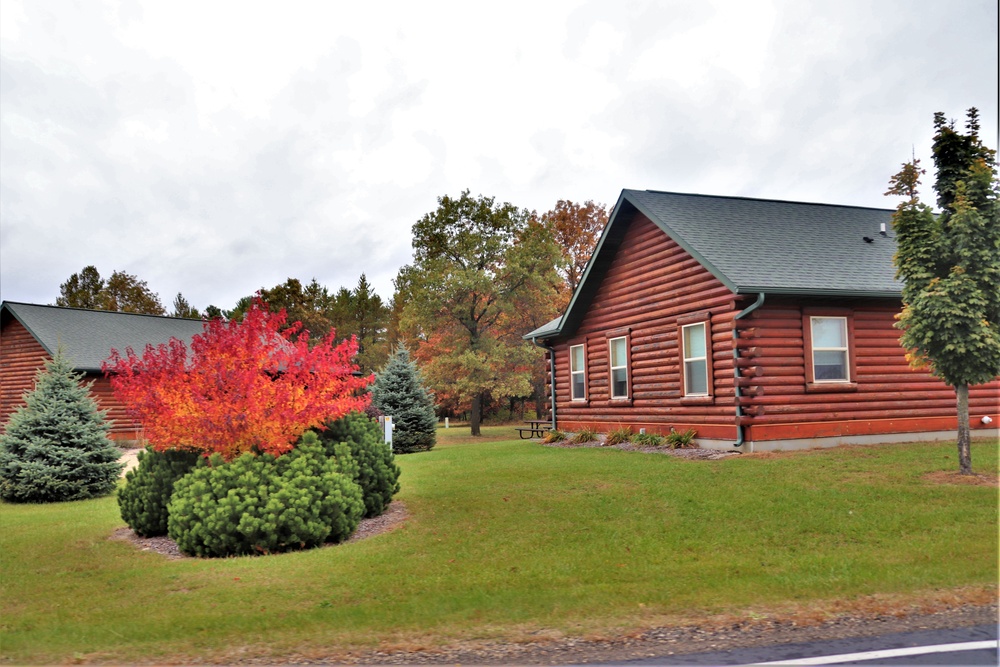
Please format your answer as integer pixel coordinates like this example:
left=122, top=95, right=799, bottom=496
left=607, top=624, right=998, bottom=666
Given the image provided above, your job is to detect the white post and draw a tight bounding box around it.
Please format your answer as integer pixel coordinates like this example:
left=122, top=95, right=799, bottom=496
left=445, top=417, right=449, bottom=429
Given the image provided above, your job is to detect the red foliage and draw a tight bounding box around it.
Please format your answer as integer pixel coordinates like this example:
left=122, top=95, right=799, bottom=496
left=103, top=302, right=371, bottom=459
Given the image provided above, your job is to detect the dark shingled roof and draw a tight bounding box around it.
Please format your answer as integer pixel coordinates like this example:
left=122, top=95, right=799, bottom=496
left=1, top=301, right=206, bottom=372
left=525, top=189, right=900, bottom=341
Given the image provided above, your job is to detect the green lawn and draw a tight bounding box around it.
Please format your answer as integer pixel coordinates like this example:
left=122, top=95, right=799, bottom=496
left=1, top=429, right=997, bottom=664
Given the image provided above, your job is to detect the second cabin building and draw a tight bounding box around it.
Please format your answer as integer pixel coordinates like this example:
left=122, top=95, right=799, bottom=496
left=525, top=190, right=1000, bottom=451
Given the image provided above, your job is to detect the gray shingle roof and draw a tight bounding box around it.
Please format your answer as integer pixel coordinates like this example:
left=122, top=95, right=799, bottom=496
left=624, top=190, right=899, bottom=297
left=2, top=301, right=206, bottom=372
left=525, top=189, right=900, bottom=341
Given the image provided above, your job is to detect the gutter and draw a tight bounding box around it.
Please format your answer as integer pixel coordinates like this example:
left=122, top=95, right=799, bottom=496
left=531, top=337, right=557, bottom=430
left=733, top=293, right=765, bottom=451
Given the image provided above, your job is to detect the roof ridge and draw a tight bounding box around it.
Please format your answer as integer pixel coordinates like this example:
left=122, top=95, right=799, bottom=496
left=1, top=300, right=201, bottom=322
left=630, top=189, right=896, bottom=214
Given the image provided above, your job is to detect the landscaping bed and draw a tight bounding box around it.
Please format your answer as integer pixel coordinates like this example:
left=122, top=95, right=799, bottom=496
left=542, top=434, right=739, bottom=460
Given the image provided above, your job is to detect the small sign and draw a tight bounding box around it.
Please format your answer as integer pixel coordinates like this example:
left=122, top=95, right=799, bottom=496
left=379, top=415, right=394, bottom=450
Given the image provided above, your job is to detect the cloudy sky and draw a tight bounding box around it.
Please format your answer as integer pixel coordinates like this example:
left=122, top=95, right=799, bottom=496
left=1, top=0, right=997, bottom=312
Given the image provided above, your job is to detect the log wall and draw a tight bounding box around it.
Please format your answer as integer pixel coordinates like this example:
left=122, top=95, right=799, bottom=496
left=1, top=318, right=143, bottom=441
left=546, top=211, right=1000, bottom=446
left=550, top=212, right=741, bottom=439
left=737, top=302, right=1000, bottom=442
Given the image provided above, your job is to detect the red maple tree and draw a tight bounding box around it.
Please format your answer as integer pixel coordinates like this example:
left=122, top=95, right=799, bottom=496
left=104, top=302, right=371, bottom=459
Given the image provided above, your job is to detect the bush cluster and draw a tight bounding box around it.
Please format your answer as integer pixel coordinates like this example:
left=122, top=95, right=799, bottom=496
left=118, top=447, right=200, bottom=536
left=604, top=427, right=633, bottom=446
left=540, top=429, right=565, bottom=444
left=167, top=433, right=364, bottom=557
left=314, top=412, right=401, bottom=518
left=113, top=412, right=400, bottom=557
left=631, top=432, right=665, bottom=447
left=665, top=428, right=697, bottom=448
left=570, top=428, right=599, bottom=444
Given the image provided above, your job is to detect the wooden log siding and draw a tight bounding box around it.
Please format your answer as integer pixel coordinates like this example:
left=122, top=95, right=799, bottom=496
left=0, top=318, right=49, bottom=427
left=1, top=318, right=143, bottom=441
left=551, top=212, right=741, bottom=439
left=738, top=304, right=1000, bottom=441
left=545, top=210, right=1000, bottom=445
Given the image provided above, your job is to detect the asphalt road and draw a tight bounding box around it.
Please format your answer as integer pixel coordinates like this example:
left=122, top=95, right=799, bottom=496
left=607, top=624, right=999, bottom=666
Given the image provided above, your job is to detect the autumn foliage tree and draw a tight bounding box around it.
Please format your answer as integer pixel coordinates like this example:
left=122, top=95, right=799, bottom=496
left=541, top=199, right=608, bottom=296
left=104, top=302, right=371, bottom=460
left=396, top=191, right=561, bottom=435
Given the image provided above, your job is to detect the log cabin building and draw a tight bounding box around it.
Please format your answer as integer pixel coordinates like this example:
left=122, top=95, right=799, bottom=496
left=525, top=190, right=1000, bottom=451
left=1, top=301, right=205, bottom=442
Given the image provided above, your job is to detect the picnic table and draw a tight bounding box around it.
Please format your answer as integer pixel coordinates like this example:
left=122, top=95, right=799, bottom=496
left=515, top=420, right=552, bottom=439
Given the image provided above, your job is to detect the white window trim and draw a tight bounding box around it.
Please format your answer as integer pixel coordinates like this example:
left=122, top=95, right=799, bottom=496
left=681, top=322, right=709, bottom=397
left=570, top=344, right=586, bottom=401
left=609, top=336, right=629, bottom=400
left=810, top=316, right=850, bottom=383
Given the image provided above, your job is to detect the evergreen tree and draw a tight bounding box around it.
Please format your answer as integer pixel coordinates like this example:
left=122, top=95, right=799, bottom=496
left=171, top=292, right=201, bottom=319
left=371, top=344, right=437, bottom=453
left=0, top=349, right=123, bottom=502
left=887, top=108, right=1000, bottom=475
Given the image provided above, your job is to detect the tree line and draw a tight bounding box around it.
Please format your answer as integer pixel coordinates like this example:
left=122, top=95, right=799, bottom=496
left=53, top=199, right=608, bottom=432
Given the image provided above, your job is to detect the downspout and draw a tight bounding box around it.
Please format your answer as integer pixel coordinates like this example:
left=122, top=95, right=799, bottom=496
left=532, top=337, right=557, bottom=430
left=733, top=293, right=765, bottom=451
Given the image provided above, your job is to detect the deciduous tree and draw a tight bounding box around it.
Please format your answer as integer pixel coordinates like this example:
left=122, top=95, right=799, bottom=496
left=397, top=191, right=561, bottom=435
left=541, top=199, right=608, bottom=295
left=886, top=108, right=1000, bottom=475
left=104, top=302, right=371, bottom=460
left=56, top=266, right=166, bottom=315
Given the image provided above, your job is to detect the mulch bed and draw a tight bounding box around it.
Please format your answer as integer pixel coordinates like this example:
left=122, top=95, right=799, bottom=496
left=542, top=434, right=740, bottom=460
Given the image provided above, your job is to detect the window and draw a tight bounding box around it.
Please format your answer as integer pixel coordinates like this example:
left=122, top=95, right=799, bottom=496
left=809, top=316, right=849, bottom=382
left=682, top=322, right=709, bottom=396
left=609, top=336, right=629, bottom=399
left=570, top=344, right=586, bottom=400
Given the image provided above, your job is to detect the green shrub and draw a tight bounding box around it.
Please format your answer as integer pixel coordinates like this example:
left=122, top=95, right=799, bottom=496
left=0, top=349, right=122, bottom=503
left=570, top=428, right=599, bottom=444
left=632, top=432, right=665, bottom=447
left=166, top=434, right=364, bottom=557
left=665, top=428, right=697, bottom=449
left=315, top=412, right=401, bottom=518
left=604, top=427, right=632, bottom=446
left=118, top=447, right=200, bottom=536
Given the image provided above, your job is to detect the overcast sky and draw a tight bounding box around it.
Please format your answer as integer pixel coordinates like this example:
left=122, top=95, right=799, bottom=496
left=1, top=0, right=997, bottom=312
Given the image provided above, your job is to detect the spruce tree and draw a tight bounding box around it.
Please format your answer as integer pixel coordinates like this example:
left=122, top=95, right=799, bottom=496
left=371, top=344, right=437, bottom=453
left=0, top=349, right=123, bottom=502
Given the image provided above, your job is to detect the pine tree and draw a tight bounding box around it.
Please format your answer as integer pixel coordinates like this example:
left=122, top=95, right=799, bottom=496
left=0, top=349, right=123, bottom=502
left=371, top=344, right=437, bottom=453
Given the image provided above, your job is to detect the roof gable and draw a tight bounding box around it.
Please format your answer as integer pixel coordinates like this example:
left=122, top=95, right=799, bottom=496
left=1, top=301, right=206, bottom=372
left=526, top=190, right=899, bottom=341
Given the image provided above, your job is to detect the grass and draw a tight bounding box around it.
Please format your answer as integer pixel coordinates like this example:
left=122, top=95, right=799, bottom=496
left=1, top=431, right=997, bottom=664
